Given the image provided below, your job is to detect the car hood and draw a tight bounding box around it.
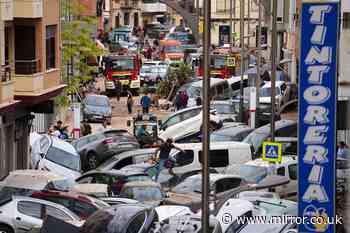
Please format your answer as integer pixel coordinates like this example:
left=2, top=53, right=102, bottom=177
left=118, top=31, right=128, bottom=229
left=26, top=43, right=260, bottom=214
left=155, top=205, right=194, bottom=222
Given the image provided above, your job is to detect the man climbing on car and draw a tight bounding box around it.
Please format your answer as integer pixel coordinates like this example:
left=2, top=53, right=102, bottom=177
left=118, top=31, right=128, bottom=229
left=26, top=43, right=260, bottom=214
left=154, top=138, right=185, bottom=181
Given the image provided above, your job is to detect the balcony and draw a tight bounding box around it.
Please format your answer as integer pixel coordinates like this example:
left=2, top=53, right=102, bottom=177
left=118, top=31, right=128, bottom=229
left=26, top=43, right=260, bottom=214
left=0, top=0, right=13, bottom=21
left=14, top=0, right=43, bottom=18
left=120, top=1, right=138, bottom=9
left=14, top=59, right=44, bottom=94
left=0, top=65, right=14, bottom=103
left=142, top=2, right=167, bottom=13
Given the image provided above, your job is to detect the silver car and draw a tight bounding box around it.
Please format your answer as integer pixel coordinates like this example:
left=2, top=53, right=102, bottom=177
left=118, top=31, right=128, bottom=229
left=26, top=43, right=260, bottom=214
left=0, top=196, right=82, bottom=233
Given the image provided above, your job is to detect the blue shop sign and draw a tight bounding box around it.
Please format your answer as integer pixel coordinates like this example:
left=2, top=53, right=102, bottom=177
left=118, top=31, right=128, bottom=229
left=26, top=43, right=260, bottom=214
left=298, top=1, right=339, bottom=233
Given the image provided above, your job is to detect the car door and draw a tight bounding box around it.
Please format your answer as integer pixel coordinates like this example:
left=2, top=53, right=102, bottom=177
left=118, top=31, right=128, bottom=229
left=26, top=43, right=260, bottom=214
left=285, top=163, right=297, bottom=199
left=16, top=200, right=43, bottom=233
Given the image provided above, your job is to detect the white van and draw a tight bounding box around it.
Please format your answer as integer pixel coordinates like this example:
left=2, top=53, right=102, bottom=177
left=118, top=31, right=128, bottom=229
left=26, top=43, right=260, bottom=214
left=170, top=142, right=253, bottom=174
left=177, top=78, right=231, bottom=107
left=227, top=75, right=249, bottom=97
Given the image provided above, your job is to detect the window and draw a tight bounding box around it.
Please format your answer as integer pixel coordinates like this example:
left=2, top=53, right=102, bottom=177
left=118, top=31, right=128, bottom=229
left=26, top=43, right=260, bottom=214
left=181, top=108, right=201, bottom=121
left=288, top=164, right=297, bottom=180
left=215, top=178, right=242, bottom=193
left=71, top=201, right=97, bottom=218
left=343, top=13, right=350, bottom=29
left=174, top=150, right=194, bottom=166
left=46, top=25, right=56, bottom=70
left=276, top=124, right=297, bottom=137
left=18, top=201, right=42, bottom=219
left=113, top=157, right=133, bottom=169
left=277, top=167, right=286, bottom=176
left=39, top=136, right=50, bottom=153
left=162, top=114, right=182, bottom=129
left=75, top=138, right=89, bottom=150
left=126, top=212, right=146, bottom=233
left=45, top=205, right=73, bottom=222
left=199, top=150, right=229, bottom=167
left=77, top=176, right=94, bottom=184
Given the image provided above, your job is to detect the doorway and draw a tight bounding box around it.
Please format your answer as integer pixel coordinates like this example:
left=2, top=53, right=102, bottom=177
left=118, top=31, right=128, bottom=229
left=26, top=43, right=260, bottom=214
left=133, top=12, right=139, bottom=28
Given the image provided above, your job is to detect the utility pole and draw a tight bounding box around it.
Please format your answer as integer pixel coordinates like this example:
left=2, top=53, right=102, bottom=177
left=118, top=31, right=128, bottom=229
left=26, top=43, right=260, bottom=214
left=230, top=0, right=233, bottom=49
left=196, top=0, right=200, bottom=33
left=239, top=0, right=245, bottom=122
left=247, top=0, right=250, bottom=47
left=270, top=0, right=277, bottom=141
left=253, top=0, right=262, bottom=129
left=201, top=0, right=211, bottom=230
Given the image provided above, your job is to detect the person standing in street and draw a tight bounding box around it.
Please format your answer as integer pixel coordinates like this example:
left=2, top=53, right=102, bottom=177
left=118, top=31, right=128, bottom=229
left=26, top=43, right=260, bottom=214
left=140, top=92, right=151, bottom=114
left=97, top=119, right=109, bottom=132
left=126, top=89, right=134, bottom=114
left=154, top=138, right=185, bottom=181
left=115, top=81, right=122, bottom=102
left=337, top=141, right=349, bottom=159
left=175, top=91, right=182, bottom=111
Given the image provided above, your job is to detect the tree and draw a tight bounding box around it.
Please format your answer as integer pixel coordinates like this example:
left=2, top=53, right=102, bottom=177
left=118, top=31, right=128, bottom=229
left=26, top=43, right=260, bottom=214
left=57, top=1, right=105, bottom=106
left=157, top=62, right=192, bottom=99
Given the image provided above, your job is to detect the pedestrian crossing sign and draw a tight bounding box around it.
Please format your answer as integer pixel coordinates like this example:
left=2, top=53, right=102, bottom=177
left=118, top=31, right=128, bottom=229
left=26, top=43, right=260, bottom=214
left=262, top=142, right=282, bottom=162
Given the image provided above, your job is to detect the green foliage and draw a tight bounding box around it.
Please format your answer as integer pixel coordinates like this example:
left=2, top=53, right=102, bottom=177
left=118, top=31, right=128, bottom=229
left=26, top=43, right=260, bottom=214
left=59, top=1, right=105, bottom=105
left=156, top=62, right=192, bottom=97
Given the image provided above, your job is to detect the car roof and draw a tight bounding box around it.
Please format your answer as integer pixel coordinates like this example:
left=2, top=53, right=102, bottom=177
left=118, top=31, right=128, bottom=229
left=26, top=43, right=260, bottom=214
left=245, top=157, right=297, bottom=167
left=187, top=173, right=244, bottom=183
left=212, top=124, right=253, bottom=136
left=85, top=94, right=109, bottom=99
left=211, top=100, right=234, bottom=105
left=81, top=169, right=146, bottom=177
left=174, top=141, right=251, bottom=150
left=166, top=105, right=202, bottom=118
left=122, top=181, right=160, bottom=188
left=49, top=136, right=79, bottom=155
left=252, top=119, right=296, bottom=134
left=3, top=170, right=68, bottom=190
left=112, top=148, right=156, bottom=158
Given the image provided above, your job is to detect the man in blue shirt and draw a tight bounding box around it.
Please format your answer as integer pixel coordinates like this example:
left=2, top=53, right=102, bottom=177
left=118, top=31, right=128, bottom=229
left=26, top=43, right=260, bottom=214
left=140, top=93, right=151, bottom=114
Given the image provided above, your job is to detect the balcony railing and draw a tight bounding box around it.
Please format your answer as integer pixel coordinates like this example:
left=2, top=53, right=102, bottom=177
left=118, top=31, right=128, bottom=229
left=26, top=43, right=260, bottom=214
left=1, top=65, right=11, bottom=82
left=15, top=59, right=41, bottom=75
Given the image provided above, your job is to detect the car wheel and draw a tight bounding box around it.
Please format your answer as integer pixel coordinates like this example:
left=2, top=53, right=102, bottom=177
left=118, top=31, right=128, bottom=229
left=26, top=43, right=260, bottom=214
left=87, top=152, right=98, bottom=170
left=0, top=225, right=14, bottom=233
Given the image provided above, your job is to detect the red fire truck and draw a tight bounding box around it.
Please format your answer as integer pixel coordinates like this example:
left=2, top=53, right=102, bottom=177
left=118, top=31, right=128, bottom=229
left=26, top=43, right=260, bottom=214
left=103, top=53, right=141, bottom=95
left=197, top=52, right=238, bottom=79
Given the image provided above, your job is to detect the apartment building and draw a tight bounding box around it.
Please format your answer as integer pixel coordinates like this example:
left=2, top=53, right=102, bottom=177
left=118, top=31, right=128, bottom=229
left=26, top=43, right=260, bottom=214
left=111, top=0, right=142, bottom=28
left=141, top=0, right=167, bottom=25
left=0, top=0, right=65, bottom=179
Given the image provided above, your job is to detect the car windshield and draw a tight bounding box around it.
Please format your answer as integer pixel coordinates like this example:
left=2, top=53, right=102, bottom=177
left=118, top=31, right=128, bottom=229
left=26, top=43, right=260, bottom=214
left=85, top=96, right=109, bottom=107
left=259, top=87, right=281, bottom=97
left=212, top=57, right=225, bottom=69
left=120, top=186, right=162, bottom=202
left=110, top=58, right=134, bottom=71
left=213, top=104, right=236, bottom=114
left=179, top=83, right=201, bottom=98
left=243, top=131, right=269, bottom=152
left=164, top=45, right=183, bottom=53
left=125, top=175, right=151, bottom=182
left=171, top=176, right=203, bottom=194
left=0, top=185, right=34, bottom=205
left=140, top=66, right=153, bottom=73
left=226, top=165, right=268, bottom=183
left=46, top=147, right=81, bottom=171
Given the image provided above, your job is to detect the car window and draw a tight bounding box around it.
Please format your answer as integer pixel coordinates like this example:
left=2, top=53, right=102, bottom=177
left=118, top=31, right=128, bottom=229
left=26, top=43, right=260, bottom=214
left=199, top=150, right=229, bottom=167
left=174, top=150, right=194, bottom=167
left=45, top=205, right=73, bottom=222
left=276, top=124, right=297, bottom=137
left=126, top=211, right=146, bottom=233
left=238, top=129, right=253, bottom=141
left=134, top=153, right=154, bottom=164
left=40, top=136, right=50, bottom=153
left=182, top=109, right=200, bottom=121
left=288, top=164, right=297, bottom=180
left=93, top=174, right=111, bottom=184
left=277, top=167, right=286, bottom=176
left=18, top=201, right=42, bottom=219
left=42, top=196, right=71, bottom=208
left=46, top=147, right=81, bottom=171
left=71, top=201, right=97, bottom=218
left=113, top=157, right=133, bottom=170
left=88, top=135, right=101, bottom=143
left=163, top=114, right=182, bottom=129
left=215, top=178, right=242, bottom=193
left=75, top=138, right=89, bottom=150
left=76, top=176, right=94, bottom=184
